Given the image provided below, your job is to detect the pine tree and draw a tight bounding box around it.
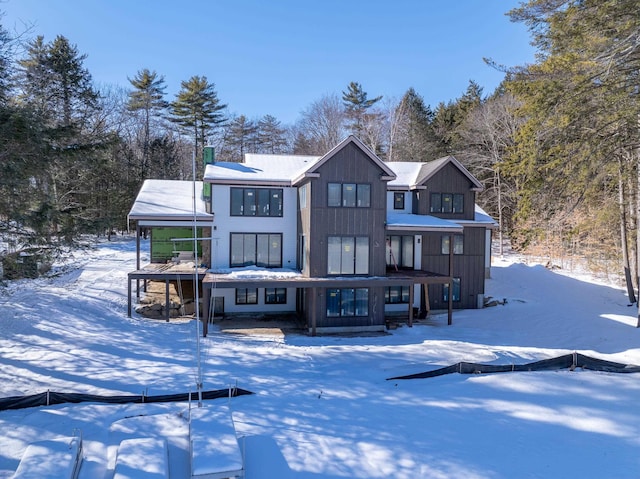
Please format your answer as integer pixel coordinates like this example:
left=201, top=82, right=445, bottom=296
left=505, top=0, right=640, bottom=308
left=17, top=35, right=102, bottom=243
left=257, top=114, right=288, bottom=153
left=127, top=68, right=168, bottom=179
left=342, top=81, right=382, bottom=138
left=225, top=115, right=258, bottom=161
left=170, top=75, right=226, bottom=168
left=391, top=88, right=439, bottom=161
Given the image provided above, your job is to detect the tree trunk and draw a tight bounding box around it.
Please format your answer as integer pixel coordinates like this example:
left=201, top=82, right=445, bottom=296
left=496, top=167, right=504, bottom=257
left=618, top=155, right=636, bottom=304
left=636, top=143, right=640, bottom=326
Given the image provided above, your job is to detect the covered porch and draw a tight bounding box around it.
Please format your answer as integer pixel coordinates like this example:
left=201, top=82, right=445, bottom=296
left=202, top=271, right=455, bottom=336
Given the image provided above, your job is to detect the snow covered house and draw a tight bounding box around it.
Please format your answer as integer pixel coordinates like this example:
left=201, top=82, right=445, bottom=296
left=127, top=135, right=496, bottom=334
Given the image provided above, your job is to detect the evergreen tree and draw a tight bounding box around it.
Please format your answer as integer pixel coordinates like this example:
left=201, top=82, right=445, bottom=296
left=391, top=88, right=439, bottom=161
left=16, top=35, right=103, bottom=243
left=257, top=114, right=288, bottom=153
left=170, top=75, right=226, bottom=169
left=342, top=81, right=382, bottom=138
left=505, top=0, right=640, bottom=307
left=225, top=114, right=258, bottom=162
left=127, top=68, right=168, bottom=179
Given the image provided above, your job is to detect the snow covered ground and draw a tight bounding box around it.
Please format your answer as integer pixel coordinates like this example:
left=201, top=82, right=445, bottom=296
left=1, top=237, right=640, bottom=478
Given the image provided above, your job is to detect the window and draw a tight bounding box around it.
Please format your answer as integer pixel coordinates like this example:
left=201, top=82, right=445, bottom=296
left=441, top=235, right=464, bottom=255
left=385, top=286, right=410, bottom=304
left=443, top=278, right=461, bottom=302
left=326, top=288, right=369, bottom=317
left=230, top=187, right=283, bottom=217
left=327, top=183, right=371, bottom=208
left=327, top=236, right=369, bottom=275
left=386, top=235, right=414, bottom=268
left=393, top=192, right=405, bottom=210
left=430, top=193, right=464, bottom=214
left=230, top=233, right=282, bottom=267
left=236, top=288, right=258, bottom=305
left=265, top=288, right=287, bottom=304
left=299, top=184, right=307, bottom=209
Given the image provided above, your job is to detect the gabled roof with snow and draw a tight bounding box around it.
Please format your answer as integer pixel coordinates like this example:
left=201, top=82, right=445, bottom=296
left=128, top=180, right=212, bottom=221
left=386, top=156, right=484, bottom=191
left=299, top=135, right=396, bottom=183
left=203, top=136, right=396, bottom=186
left=204, top=154, right=321, bottom=185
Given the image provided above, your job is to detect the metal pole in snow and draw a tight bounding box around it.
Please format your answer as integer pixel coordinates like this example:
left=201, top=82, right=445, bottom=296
left=193, top=147, right=203, bottom=407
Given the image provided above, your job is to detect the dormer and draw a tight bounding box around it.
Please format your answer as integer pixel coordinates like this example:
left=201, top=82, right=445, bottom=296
left=410, top=156, right=483, bottom=221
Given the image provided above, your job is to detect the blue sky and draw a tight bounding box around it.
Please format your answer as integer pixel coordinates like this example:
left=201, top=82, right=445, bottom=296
left=2, top=0, right=535, bottom=125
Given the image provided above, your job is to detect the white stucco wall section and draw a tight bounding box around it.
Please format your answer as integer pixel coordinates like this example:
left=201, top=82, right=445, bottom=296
left=209, top=184, right=298, bottom=270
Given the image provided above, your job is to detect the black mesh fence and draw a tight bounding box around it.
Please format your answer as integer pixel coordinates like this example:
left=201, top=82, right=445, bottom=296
left=388, top=353, right=640, bottom=380
left=0, top=387, right=253, bottom=412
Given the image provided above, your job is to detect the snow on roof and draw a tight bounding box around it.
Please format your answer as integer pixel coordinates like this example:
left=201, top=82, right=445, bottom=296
left=204, top=154, right=321, bottom=184
left=385, top=162, right=425, bottom=189
left=128, top=180, right=212, bottom=221
left=385, top=157, right=484, bottom=191
left=386, top=212, right=464, bottom=232
left=211, top=265, right=302, bottom=279
left=460, top=205, right=498, bottom=228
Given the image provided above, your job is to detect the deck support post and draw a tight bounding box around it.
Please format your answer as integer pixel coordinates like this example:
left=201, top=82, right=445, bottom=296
left=311, top=287, right=317, bottom=336
left=408, top=283, right=414, bottom=327
left=165, top=279, right=170, bottom=322
left=127, top=277, right=132, bottom=317
left=448, top=234, right=454, bottom=326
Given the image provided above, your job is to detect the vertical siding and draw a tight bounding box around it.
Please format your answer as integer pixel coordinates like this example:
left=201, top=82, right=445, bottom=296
left=416, top=163, right=476, bottom=220
left=307, top=142, right=388, bottom=278
left=305, top=142, right=389, bottom=328
left=421, top=227, right=487, bottom=309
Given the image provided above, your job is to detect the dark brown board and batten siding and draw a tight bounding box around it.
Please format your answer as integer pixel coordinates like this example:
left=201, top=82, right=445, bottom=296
left=303, top=141, right=389, bottom=329
left=421, top=227, right=487, bottom=310
left=415, top=162, right=477, bottom=221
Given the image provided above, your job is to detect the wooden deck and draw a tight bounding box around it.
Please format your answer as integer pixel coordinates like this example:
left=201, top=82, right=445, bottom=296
left=127, top=263, right=208, bottom=321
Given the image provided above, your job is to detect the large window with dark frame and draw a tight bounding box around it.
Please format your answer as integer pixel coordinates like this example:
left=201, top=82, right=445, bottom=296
left=327, top=183, right=371, bottom=208
left=430, top=193, right=464, bottom=214
left=443, top=278, right=461, bottom=302
left=230, top=187, right=283, bottom=217
left=326, top=288, right=369, bottom=317
left=265, top=288, right=287, bottom=304
left=441, top=235, right=464, bottom=255
left=327, top=236, right=369, bottom=275
left=230, top=233, right=282, bottom=267
left=393, top=192, right=405, bottom=210
left=385, top=286, right=410, bottom=304
left=386, top=235, right=414, bottom=269
left=236, top=288, right=258, bottom=305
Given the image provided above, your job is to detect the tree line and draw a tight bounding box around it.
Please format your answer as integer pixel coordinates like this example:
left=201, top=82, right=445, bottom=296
left=2, top=1, right=639, bottom=305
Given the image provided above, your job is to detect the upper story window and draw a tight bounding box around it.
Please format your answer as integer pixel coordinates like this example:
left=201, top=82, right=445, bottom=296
left=231, top=188, right=283, bottom=217
left=230, top=233, right=282, bottom=268
left=299, top=184, right=307, bottom=209
left=393, top=192, right=405, bottom=210
left=386, top=235, right=414, bottom=269
left=328, top=183, right=371, bottom=208
left=327, top=236, right=369, bottom=275
left=430, top=193, right=464, bottom=214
